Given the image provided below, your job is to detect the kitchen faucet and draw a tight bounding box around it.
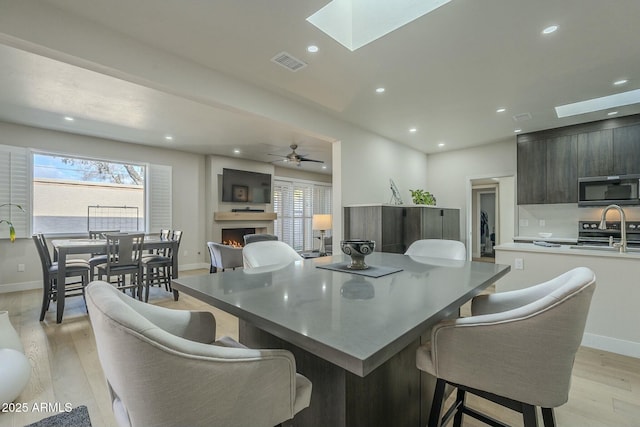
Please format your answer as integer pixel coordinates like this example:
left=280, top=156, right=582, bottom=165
left=599, top=204, right=627, bottom=253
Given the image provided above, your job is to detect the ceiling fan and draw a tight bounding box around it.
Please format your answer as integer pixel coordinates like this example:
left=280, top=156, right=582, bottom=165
left=269, top=144, right=324, bottom=166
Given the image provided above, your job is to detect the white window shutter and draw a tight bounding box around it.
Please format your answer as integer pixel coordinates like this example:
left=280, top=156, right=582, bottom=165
left=147, top=164, right=172, bottom=232
left=0, top=144, right=29, bottom=239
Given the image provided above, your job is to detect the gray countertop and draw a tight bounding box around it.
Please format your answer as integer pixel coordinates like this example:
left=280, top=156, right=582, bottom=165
left=172, top=252, right=510, bottom=376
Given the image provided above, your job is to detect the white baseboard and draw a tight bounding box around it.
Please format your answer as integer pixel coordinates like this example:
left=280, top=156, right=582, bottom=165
left=582, top=332, right=640, bottom=359
left=0, top=280, right=41, bottom=294
left=0, top=263, right=210, bottom=294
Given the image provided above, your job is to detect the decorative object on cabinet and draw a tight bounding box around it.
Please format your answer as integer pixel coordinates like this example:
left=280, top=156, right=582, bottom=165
left=409, top=189, right=436, bottom=206
left=389, top=179, right=404, bottom=205
left=0, top=203, right=25, bottom=242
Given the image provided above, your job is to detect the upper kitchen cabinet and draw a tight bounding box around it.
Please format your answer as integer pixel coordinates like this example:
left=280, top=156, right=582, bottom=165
left=546, top=135, right=578, bottom=203
left=612, top=124, right=640, bottom=175
left=577, top=129, right=613, bottom=177
left=577, top=124, right=640, bottom=176
left=517, top=135, right=577, bottom=204
left=518, top=114, right=640, bottom=205
left=517, top=138, right=546, bottom=204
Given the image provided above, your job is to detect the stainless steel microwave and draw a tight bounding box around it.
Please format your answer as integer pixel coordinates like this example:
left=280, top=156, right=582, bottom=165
left=578, top=175, right=640, bottom=206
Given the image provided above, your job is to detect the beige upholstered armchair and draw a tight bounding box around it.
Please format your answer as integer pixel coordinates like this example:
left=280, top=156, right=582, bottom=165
left=86, top=281, right=311, bottom=427
left=207, top=241, right=243, bottom=273
left=417, top=267, right=596, bottom=427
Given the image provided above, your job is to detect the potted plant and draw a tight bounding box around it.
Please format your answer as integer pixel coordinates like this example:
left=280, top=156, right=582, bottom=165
left=409, top=189, right=436, bottom=206
left=0, top=203, right=25, bottom=242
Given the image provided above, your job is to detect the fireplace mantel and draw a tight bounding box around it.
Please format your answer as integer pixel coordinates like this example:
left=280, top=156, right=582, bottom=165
left=214, top=212, right=277, bottom=221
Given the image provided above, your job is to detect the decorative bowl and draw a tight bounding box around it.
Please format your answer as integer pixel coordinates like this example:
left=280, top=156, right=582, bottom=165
left=538, top=232, right=553, bottom=239
left=340, top=239, right=375, bottom=270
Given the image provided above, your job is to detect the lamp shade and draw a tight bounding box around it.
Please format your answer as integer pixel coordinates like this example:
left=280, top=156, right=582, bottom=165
left=312, top=214, right=332, bottom=231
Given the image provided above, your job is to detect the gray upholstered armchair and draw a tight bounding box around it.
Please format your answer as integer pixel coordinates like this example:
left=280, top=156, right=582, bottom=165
left=207, top=241, right=243, bottom=273
left=86, top=281, right=312, bottom=427
left=417, top=267, right=596, bottom=427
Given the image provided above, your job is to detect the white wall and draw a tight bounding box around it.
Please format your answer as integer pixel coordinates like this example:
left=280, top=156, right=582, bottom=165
left=426, top=138, right=516, bottom=248
left=0, top=121, right=206, bottom=292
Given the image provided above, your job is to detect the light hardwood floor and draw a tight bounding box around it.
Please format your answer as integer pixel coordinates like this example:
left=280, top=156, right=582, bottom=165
left=1, top=269, right=639, bottom=427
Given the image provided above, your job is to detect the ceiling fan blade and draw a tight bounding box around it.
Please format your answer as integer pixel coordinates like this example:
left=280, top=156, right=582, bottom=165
left=299, top=158, right=324, bottom=163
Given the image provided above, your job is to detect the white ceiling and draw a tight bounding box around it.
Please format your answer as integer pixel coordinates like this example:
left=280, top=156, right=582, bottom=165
left=1, top=0, right=639, bottom=174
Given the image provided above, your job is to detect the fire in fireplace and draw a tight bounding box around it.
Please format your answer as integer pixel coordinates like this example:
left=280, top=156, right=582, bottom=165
left=221, top=228, right=256, bottom=247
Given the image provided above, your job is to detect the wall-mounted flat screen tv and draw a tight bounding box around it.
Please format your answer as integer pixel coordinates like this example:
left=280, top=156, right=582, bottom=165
left=221, top=168, right=272, bottom=203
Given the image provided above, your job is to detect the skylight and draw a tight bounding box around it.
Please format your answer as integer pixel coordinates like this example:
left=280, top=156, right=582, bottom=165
left=555, top=89, right=640, bottom=118
left=306, top=0, right=451, bottom=51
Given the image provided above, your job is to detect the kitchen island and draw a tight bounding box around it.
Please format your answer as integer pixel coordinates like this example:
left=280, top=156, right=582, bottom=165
left=495, top=242, right=640, bottom=358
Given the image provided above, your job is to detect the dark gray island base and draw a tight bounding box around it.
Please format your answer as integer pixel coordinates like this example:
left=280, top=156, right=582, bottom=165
left=171, top=253, right=510, bottom=427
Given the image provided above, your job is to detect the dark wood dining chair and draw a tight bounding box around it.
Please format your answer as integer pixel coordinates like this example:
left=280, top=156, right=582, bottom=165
left=142, top=230, right=182, bottom=301
left=88, top=229, right=120, bottom=280
left=96, top=232, right=145, bottom=300
left=32, top=233, right=90, bottom=322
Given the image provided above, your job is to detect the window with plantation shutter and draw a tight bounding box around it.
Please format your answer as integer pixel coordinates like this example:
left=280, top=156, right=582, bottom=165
left=0, top=144, right=29, bottom=239
left=147, top=164, right=172, bottom=232
left=273, top=178, right=331, bottom=251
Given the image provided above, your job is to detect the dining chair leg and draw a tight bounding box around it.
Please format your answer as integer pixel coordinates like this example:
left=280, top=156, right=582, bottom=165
left=541, top=408, right=556, bottom=427
left=452, top=388, right=466, bottom=427
left=429, top=378, right=447, bottom=427
left=522, top=404, right=538, bottom=427
left=40, top=280, right=50, bottom=321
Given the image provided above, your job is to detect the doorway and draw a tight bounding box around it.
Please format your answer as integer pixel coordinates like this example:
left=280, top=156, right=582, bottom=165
left=467, top=175, right=515, bottom=262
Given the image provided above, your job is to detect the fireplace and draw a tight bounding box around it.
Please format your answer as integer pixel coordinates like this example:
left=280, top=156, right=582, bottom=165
left=221, top=228, right=256, bottom=247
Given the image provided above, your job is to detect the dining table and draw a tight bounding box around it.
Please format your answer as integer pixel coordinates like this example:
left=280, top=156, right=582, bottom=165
left=171, top=251, right=510, bottom=427
left=51, top=235, right=179, bottom=323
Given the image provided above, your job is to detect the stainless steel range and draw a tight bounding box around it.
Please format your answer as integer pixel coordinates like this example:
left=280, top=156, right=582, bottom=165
left=577, top=221, right=640, bottom=248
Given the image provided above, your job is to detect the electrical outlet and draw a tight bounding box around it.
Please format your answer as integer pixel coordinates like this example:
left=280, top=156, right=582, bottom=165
left=514, top=258, right=524, bottom=270
left=539, top=219, right=546, bottom=227
left=17, top=263, right=25, bottom=272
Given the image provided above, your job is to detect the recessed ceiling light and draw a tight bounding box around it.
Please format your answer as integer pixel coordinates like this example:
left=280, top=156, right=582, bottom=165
left=164, top=135, right=173, bottom=141
left=438, top=142, right=445, bottom=147
left=555, top=88, right=640, bottom=118
left=542, top=25, right=558, bottom=35
left=322, top=165, right=327, bottom=169
left=409, top=128, right=417, bottom=133
left=496, top=108, right=506, bottom=113
left=375, top=87, right=385, bottom=93
left=233, top=149, right=241, bottom=154
left=514, top=129, right=522, bottom=133
left=614, top=79, right=628, bottom=86
left=607, top=111, right=618, bottom=116
left=64, top=116, right=74, bottom=121
left=307, top=45, right=319, bottom=53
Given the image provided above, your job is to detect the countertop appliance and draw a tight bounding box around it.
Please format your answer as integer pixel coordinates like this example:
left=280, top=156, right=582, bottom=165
left=578, top=175, right=640, bottom=206
left=577, top=220, right=640, bottom=247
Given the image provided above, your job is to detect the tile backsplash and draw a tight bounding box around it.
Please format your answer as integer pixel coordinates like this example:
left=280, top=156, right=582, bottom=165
left=517, top=204, right=640, bottom=239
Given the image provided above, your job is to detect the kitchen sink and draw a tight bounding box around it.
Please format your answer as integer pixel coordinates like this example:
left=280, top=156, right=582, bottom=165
left=569, top=245, right=640, bottom=253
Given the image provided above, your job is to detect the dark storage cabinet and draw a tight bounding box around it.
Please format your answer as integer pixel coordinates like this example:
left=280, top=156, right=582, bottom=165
left=343, top=205, right=460, bottom=254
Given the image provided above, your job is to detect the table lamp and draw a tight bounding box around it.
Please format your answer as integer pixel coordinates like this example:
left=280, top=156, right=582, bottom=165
left=312, top=214, right=332, bottom=256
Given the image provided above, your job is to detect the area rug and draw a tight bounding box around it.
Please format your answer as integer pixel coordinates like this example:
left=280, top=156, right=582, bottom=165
left=25, top=405, right=91, bottom=427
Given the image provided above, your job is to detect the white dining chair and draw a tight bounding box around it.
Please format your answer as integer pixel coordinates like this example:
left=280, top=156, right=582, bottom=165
left=85, top=281, right=312, bottom=427
left=243, top=240, right=302, bottom=269
left=417, top=267, right=596, bottom=427
left=404, top=239, right=466, bottom=260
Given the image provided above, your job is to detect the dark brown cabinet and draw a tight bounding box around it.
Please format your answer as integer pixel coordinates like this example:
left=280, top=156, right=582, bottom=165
left=517, top=114, right=640, bottom=205
left=517, top=135, right=577, bottom=204
left=343, top=205, right=460, bottom=253
left=403, top=207, right=460, bottom=249
left=517, top=139, right=546, bottom=204
left=577, top=129, right=613, bottom=177
left=343, top=205, right=404, bottom=253
left=612, top=124, right=640, bottom=175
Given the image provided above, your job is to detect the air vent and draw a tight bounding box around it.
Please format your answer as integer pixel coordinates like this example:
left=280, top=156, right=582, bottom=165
left=270, top=52, right=307, bottom=72
left=512, top=112, right=532, bottom=122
